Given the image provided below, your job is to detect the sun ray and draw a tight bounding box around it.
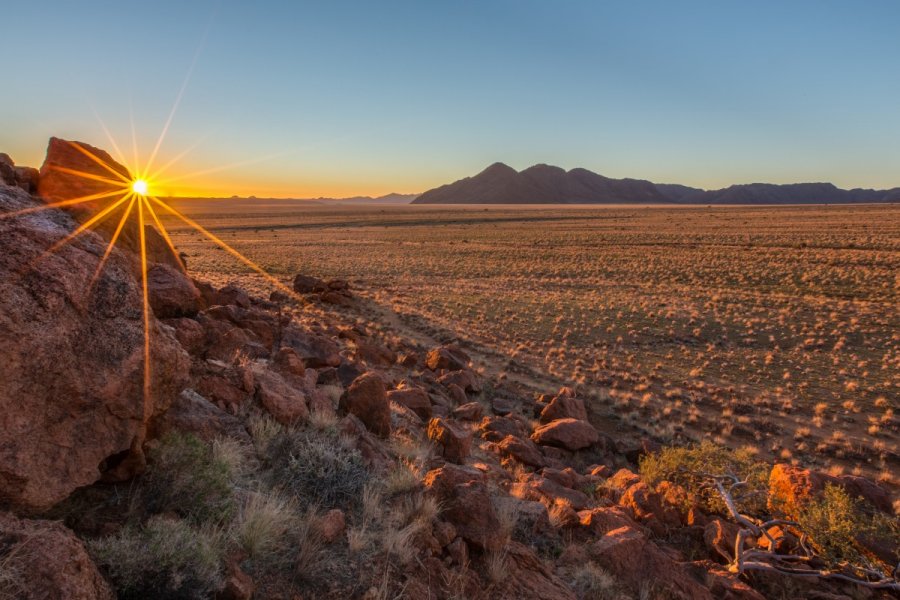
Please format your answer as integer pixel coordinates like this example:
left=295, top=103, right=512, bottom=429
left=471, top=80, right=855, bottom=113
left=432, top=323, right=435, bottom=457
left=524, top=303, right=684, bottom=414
left=150, top=151, right=289, bottom=188
left=0, top=188, right=127, bottom=220
left=137, top=197, right=152, bottom=411
left=147, top=196, right=299, bottom=298
left=88, top=193, right=137, bottom=289
left=41, top=194, right=131, bottom=258
left=149, top=134, right=209, bottom=181
left=144, top=195, right=186, bottom=271
left=92, top=107, right=131, bottom=170
left=129, top=98, right=141, bottom=178
left=65, top=140, right=132, bottom=183
left=50, top=165, right=131, bottom=188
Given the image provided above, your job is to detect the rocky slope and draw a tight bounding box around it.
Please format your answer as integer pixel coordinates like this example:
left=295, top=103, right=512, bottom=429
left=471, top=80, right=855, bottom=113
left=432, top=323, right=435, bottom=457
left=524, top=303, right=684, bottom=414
left=413, top=162, right=900, bottom=205
left=0, top=143, right=897, bottom=599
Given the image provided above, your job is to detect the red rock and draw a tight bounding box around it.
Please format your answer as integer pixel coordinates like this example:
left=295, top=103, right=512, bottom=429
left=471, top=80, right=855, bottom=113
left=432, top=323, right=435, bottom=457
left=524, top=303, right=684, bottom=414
left=423, top=465, right=502, bottom=551
left=433, top=521, right=456, bottom=547
left=491, top=395, right=518, bottom=414
left=271, top=346, right=306, bottom=380
left=339, top=372, right=390, bottom=437
left=281, top=325, right=341, bottom=368
left=606, top=468, right=642, bottom=492
left=0, top=186, right=189, bottom=511
left=165, top=317, right=206, bottom=355
left=704, top=517, right=742, bottom=562
left=427, top=417, right=473, bottom=464
left=292, top=273, right=327, bottom=293
left=496, top=434, right=545, bottom=468
left=445, top=382, right=468, bottom=405
left=479, top=415, right=528, bottom=442
left=588, top=525, right=717, bottom=599
left=531, top=418, right=600, bottom=451
left=452, top=401, right=483, bottom=421
left=490, top=541, right=577, bottom=600
left=152, top=389, right=252, bottom=444
left=147, top=263, right=201, bottom=318
left=387, top=388, right=432, bottom=421
left=319, top=509, right=346, bottom=543
left=579, top=506, right=637, bottom=536
left=0, top=512, right=114, bottom=599
left=437, top=369, right=480, bottom=393
left=619, top=482, right=681, bottom=528
left=253, top=365, right=309, bottom=425
left=425, top=345, right=470, bottom=371
left=219, top=556, right=254, bottom=600
left=321, top=290, right=353, bottom=307
left=36, top=137, right=176, bottom=268
left=338, top=414, right=391, bottom=467
left=446, top=537, right=468, bottom=566
left=354, top=341, right=396, bottom=366
left=837, top=474, right=893, bottom=514
left=539, top=391, right=588, bottom=423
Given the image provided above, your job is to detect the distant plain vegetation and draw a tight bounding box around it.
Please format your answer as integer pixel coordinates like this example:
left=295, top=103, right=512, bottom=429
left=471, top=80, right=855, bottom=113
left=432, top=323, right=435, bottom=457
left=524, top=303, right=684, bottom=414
left=165, top=201, right=899, bottom=484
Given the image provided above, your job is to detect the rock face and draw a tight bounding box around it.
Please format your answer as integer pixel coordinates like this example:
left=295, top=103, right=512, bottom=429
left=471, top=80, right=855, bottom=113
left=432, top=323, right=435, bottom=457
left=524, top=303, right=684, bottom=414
left=427, top=417, right=472, bottom=464
left=531, top=418, right=600, bottom=451
left=147, top=262, right=202, bottom=318
left=36, top=137, right=178, bottom=268
left=0, top=512, right=114, bottom=600
left=0, top=185, right=189, bottom=512
left=339, top=371, right=390, bottom=437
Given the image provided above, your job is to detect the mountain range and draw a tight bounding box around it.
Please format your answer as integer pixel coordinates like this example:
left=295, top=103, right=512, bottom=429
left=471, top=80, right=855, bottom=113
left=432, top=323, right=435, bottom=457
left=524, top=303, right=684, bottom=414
left=412, top=162, right=900, bottom=205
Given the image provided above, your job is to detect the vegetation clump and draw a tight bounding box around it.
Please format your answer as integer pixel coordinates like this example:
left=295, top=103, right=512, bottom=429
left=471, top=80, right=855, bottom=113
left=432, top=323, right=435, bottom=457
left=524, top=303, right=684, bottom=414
left=142, top=432, right=236, bottom=525
left=265, top=426, right=369, bottom=510
left=639, top=441, right=769, bottom=514
left=89, top=516, right=225, bottom=600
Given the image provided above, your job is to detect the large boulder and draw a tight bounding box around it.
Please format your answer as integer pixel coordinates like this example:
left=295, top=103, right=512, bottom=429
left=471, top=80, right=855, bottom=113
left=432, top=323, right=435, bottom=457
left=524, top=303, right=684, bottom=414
left=0, top=512, right=114, bottom=599
left=36, top=137, right=177, bottom=268
left=531, top=418, right=600, bottom=451
left=0, top=186, right=189, bottom=512
left=339, top=371, right=390, bottom=437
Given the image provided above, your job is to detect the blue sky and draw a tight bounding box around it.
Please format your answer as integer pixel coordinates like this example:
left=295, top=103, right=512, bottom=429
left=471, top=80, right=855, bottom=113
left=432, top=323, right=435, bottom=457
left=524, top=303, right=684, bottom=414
left=2, top=0, right=898, bottom=196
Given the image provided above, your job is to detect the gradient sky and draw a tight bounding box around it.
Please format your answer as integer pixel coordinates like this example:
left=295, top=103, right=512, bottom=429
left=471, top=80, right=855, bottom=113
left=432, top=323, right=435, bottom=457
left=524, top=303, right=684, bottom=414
left=2, top=0, right=899, bottom=197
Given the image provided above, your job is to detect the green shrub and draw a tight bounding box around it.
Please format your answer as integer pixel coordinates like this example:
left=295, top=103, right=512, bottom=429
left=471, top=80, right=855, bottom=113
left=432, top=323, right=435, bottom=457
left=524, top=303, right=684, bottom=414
left=266, top=427, right=369, bottom=510
left=639, top=441, right=769, bottom=514
left=143, top=432, right=235, bottom=525
left=799, top=483, right=900, bottom=568
left=90, top=516, right=225, bottom=600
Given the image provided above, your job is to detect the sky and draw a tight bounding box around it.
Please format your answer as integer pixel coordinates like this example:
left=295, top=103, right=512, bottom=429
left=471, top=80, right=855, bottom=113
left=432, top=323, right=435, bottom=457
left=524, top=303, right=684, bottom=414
left=2, top=0, right=899, bottom=197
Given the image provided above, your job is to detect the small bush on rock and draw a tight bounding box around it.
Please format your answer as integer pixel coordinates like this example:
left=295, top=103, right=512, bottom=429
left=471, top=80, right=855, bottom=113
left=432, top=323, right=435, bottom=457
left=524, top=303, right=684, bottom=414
left=90, top=516, right=225, bottom=600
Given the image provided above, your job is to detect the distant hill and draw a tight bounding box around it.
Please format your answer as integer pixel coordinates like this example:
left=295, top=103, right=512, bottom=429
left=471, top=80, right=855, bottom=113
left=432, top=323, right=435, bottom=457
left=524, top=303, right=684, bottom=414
left=171, top=192, right=418, bottom=205
left=413, top=163, right=899, bottom=205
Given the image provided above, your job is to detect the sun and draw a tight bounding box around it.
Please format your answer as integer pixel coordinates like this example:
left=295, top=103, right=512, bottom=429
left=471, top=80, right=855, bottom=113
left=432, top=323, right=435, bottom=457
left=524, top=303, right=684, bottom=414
left=131, top=179, right=148, bottom=196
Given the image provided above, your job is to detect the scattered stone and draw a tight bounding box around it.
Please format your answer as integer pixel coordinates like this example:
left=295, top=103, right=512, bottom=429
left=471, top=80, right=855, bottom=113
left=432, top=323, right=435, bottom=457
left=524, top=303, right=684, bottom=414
left=425, top=345, right=470, bottom=371
left=339, top=372, right=390, bottom=437
left=452, top=401, right=483, bottom=421
left=531, top=418, right=600, bottom=451
left=319, top=509, right=346, bottom=543
left=427, top=417, right=473, bottom=464
left=539, top=390, right=587, bottom=423
left=387, top=388, right=432, bottom=421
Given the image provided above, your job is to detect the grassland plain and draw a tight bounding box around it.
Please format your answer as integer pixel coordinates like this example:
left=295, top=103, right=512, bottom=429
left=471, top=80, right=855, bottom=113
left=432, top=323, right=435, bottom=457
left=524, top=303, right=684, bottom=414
left=164, top=201, right=899, bottom=485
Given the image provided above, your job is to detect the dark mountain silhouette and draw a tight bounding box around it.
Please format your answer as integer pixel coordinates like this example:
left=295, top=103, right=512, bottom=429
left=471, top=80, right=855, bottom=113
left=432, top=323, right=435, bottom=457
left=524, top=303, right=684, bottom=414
left=413, top=163, right=899, bottom=205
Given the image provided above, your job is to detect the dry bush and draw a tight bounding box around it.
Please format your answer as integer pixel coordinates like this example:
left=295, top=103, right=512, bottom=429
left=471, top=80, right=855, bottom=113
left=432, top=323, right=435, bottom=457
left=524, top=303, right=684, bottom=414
left=89, top=516, right=225, bottom=600
left=234, top=488, right=297, bottom=561
left=266, top=426, right=369, bottom=510
left=571, top=562, right=628, bottom=600
left=142, top=432, right=236, bottom=525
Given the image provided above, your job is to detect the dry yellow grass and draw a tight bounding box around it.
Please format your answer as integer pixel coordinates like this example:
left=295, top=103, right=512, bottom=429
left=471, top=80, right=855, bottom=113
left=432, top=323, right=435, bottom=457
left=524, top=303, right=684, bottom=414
left=164, top=201, right=899, bottom=481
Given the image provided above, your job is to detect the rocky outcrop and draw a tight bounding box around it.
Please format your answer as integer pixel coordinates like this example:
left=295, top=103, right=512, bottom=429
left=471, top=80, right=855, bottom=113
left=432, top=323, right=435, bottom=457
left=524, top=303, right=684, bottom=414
left=0, top=185, right=189, bottom=512
left=0, top=512, right=114, bottom=599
